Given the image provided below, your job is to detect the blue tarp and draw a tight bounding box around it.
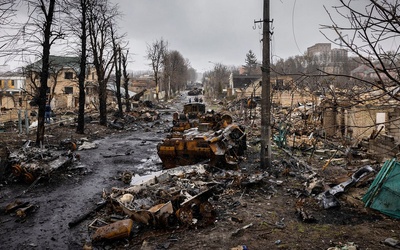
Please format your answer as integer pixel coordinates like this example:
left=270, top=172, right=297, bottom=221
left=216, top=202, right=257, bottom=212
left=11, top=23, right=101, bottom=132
left=362, top=158, right=400, bottom=219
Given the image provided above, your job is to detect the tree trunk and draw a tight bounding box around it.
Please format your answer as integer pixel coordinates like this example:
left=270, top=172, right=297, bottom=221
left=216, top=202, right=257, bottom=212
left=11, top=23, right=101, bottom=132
left=115, top=47, right=123, bottom=117
left=123, top=54, right=130, bottom=112
left=99, top=78, right=107, bottom=125
left=76, top=0, right=87, bottom=134
left=36, top=0, right=56, bottom=147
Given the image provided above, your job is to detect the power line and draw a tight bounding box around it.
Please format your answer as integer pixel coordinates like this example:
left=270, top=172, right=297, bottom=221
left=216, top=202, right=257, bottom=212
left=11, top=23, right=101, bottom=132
left=291, top=0, right=303, bottom=55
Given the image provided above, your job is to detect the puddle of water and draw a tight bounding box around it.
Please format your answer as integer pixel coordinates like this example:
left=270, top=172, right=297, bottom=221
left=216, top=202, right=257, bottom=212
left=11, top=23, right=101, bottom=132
left=130, top=170, right=163, bottom=186
left=129, top=164, right=207, bottom=186
left=136, top=154, right=162, bottom=171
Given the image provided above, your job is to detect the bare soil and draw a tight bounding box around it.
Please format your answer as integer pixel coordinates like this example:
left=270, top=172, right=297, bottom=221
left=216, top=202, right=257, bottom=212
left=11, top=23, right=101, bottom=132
left=0, top=106, right=399, bottom=250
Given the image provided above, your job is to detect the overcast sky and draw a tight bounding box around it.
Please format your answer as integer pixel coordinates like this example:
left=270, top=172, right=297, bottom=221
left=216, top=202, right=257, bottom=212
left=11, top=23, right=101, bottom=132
left=0, top=0, right=373, bottom=73
left=112, top=0, right=355, bottom=73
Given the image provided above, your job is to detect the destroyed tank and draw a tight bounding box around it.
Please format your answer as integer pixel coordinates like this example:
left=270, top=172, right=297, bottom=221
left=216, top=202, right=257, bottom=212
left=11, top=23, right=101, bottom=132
left=157, top=113, right=246, bottom=169
left=171, top=112, right=196, bottom=133
left=183, top=102, right=206, bottom=119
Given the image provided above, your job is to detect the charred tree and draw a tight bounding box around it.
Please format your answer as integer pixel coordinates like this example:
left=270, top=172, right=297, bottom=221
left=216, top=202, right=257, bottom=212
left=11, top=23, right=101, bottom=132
left=114, top=45, right=123, bottom=116
left=122, top=49, right=130, bottom=112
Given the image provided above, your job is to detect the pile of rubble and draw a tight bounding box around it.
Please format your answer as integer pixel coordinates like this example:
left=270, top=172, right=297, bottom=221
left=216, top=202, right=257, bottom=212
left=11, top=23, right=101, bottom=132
left=70, top=163, right=273, bottom=246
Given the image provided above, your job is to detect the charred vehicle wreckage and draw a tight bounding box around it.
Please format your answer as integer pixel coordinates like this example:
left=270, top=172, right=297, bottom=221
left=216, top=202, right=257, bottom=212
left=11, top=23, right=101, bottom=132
left=157, top=104, right=247, bottom=169
left=3, top=139, right=80, bottom=184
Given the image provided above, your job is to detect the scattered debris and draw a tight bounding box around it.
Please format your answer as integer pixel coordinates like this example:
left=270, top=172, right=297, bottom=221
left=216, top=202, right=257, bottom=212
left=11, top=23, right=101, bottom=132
left=108, top=119, right=124, bottom=130
left=121, top=171, right=133, bottom=184
left=5, top=200, right=30, bottom=214
left=4, top=200, right=38, bottom=220
left=320, top=165, right=374, bottom=209
left=92, top=219, right=134, bottom=242
left=78, top=142, right=98, bottom=151
left=74, top=164, right=225, bottom=245
left=383, top=238, right=400, bottom=248
left=295, top=198, right=316, bottom=223
left=231, top=245, right=248, bottom=250
left=6, top=141, right=79, bottom=184
left=15, top=204, right=37, bottom=218
left=327, top=242, right=358, bottom=250
left=231, top=223, right=253, bottom=237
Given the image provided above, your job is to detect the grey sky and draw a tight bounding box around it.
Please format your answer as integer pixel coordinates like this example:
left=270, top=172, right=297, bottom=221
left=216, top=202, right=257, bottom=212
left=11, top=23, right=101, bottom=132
left=0, top=0, right=373, bottom=72
left=113, top=0, right=349, bottom=72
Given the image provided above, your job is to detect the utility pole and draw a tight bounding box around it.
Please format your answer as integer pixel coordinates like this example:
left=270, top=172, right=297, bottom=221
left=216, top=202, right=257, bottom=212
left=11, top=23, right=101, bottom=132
left=260, top=0, right=271, bottom=169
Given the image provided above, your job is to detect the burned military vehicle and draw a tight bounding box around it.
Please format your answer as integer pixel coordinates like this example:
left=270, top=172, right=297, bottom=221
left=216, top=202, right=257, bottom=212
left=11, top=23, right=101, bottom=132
left=187, top=88, right=203, bottom=96
left=169, top=102, right=207, bottom=133
left=183, top=102, right=206, bottom=119
left=157, top=112, right=246, bottom=169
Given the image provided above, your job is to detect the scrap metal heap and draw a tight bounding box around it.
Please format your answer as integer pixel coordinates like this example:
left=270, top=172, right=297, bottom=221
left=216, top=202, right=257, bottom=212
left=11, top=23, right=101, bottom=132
left=6, top=140, right=79, bottom=184
left=158, top=109, right=247, bottom=169
left=80, top=165, right=222, bottom=242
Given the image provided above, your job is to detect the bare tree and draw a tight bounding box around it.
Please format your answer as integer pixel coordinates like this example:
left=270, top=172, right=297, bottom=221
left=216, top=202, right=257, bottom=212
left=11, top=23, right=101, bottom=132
left=163, top=50, right=189, bottom=100
left=87, top=0, right=117, bottom=125
left=60, top=0, right=91, bottom=134
left=0, top=0, right=17, bottom=32
left=3, top=0, right=64, bottom=146
left=322, top=0, right=400, bottom=101
left=209, top=63, right=230, bottom=98
left=0, top=0, right=17, bottom=52
left=34, top=0, right=62, bottom=146
left=0, top=0, right=64, bottom=145
left=110, top=25, right=126, bottom=117
left=146, top=37, right=168, bottom=102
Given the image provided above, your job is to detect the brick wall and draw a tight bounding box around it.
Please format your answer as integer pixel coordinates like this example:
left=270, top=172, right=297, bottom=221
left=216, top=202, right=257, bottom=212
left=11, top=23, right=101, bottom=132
left=387, top=108, right=400, bottom=141
left=347, top=106, right=379, bottom=140
left=321, top=104, right=396, bottom=140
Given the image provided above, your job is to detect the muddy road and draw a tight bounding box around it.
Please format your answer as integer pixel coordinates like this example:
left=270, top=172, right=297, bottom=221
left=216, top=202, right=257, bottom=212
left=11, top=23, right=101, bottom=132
left=0, top=96, right=187, bottom=249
